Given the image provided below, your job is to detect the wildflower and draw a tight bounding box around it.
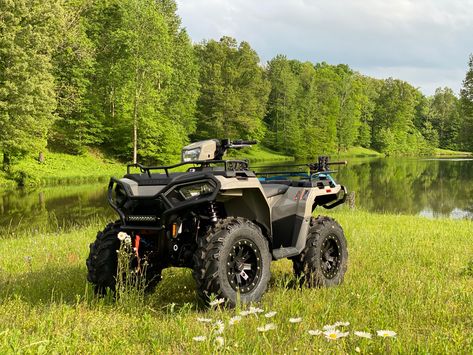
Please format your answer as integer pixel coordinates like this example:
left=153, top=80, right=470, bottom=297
left=193, top=335, right=206, bottom=342
left=117, top=232, right=128, bottom=241
left=248, top=306, right=264, bottom=314
left=209, top=298, right=225, bottom=307
left=308, top=330, right=322, bottom=336
left=355, top=346, right=361, bottom=353
left=324, top=329, right=349, bottom=341
left=289, top=317, right=302, bottom=323
left=377, top=330, right=397, bottom=338
left=124, top=235, right=132, bottom=245
left=264, top=311, right=277, bottom=318
left=197, top=317, right=212, bottom=323
left=257, top=323, right=277, bottom=332
left=333, top=321, right=350, bottom=327
left=239, top=310, right=250, bottom=316
left=354, top=331, right=372, bottom=339
left=323, top=324, right=336, bottom=331
left=214, top=320, right=225, bottom=334
left=229, top=316, right=242, bottom=325
left=215, top=336, right=224, bottom=347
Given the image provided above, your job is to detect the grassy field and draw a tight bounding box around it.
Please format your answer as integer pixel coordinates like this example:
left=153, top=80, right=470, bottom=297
left=1, top=210, right=472, bottom=353
left=434, top=148, right=473, bottom=156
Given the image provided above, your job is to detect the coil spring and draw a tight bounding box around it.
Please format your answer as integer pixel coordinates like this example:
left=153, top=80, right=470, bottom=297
left=209, top=202, right=218, bottom=223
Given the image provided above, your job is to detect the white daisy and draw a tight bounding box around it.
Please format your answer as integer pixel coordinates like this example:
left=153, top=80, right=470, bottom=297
left=192, top=335, right=206, bottom=342
left=308, top=330, right=322, bottom=336
left=377, top=330, right=397, bottom=338
left=333, top=321, right=350, bottom=327
left=209, top=298, right=225, bottom=307
left=117, top=232, right=128, bottom=241
left=324, top=329, right=349, bottom=341
left=197, top=317, right=212, bottom=323
left=215, top=336, right=224, bottom=347
left=354, top=331, right=372, bottom=339
left=239, top=310, right=250, bottom=316
left=229, top=316, right=242, bottom=325
left=323, top=324, right=336, bottom=331
left=257, top=323, right=277, bottom=332
left=289, top=317, right=302, bottom=323
left=248, top=306, right=264, bottom=314
left=264, top=311, right=277, bottom=318
left=214, top=320, right=225, bottom=334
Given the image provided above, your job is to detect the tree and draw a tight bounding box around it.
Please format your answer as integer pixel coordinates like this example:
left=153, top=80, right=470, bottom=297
left=429, top=87, right=460, bottom=150
left=195, top=37, right=270, bottom=141
left=265, top=55, right=300, bottom=153
left=0, top=0, right=61, bottom=170
left=49, top=0, right=100, bottom=154
left=86, top=0, right=198, bottom=164
left=459, top=54, right=473, bottom=151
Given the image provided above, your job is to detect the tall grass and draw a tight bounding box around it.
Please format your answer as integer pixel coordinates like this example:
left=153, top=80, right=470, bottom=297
left=0, top=210, right=472, bottom=353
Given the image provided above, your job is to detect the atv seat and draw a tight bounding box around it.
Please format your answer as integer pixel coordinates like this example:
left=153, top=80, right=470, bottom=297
left=261, top=184, right=290, bottom=198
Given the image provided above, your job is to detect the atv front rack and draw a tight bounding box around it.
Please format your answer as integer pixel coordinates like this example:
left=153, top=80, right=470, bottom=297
left=127, top=159, right=250, bottom=177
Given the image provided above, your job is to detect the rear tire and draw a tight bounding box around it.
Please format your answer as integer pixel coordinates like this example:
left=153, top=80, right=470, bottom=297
left=192, top=217, right=271, bottom=307
left=292, top=216, right=348, bottom=287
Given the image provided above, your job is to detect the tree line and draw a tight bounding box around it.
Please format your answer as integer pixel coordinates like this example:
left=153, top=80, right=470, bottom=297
left=1, top=0, right=473, bottom=169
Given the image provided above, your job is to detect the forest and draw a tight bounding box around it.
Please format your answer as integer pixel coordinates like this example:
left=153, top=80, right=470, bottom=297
left=1, top=0, right=473, bottom=169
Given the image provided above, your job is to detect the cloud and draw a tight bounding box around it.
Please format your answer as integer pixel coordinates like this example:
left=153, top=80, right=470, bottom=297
left=175, top=0, right=473, bottom=95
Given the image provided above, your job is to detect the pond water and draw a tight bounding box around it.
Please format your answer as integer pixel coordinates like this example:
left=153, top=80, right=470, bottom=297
left=0, top=157, right=472, bottom=234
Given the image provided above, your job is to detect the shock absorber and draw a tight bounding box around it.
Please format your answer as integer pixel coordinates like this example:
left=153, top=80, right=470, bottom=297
left=209, top=201, right=218, bottom=223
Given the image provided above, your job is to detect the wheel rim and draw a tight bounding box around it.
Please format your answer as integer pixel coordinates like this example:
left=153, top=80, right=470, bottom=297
left=320, top=234, right=341, bottom=279
left=226, top=238, right=262, bottom=293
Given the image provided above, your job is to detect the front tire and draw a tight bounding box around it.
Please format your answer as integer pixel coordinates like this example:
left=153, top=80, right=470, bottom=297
left=86, top=222, right=121, bottom=294
left=292, top=216, right=348, bottom=287
left=192, top=217, right=271, bottom=306
left=86, top=222, right=162, bottom=294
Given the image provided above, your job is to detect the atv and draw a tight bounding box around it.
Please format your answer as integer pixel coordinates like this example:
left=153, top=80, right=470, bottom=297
left=86, top=139, right=348, bottom=306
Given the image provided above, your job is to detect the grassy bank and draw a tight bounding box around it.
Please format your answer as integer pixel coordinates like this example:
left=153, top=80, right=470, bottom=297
left=1, top=150, right=125, bottom=189
left=434, top=148, right=473, bottom=156
left=1, top=210, right=472, bottom=353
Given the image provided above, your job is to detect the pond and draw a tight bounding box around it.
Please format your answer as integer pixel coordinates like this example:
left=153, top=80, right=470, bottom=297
left=0, top=157, right=472, bottom=235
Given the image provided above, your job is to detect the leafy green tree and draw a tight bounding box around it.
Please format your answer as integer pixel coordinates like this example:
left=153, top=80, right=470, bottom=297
left=86, top=0, right=198, bottom=163
left=371, top=78, right=428, bottom=155
left=49, top=0, right=100, bottom=154
left=459, top=54, right=473, bottom=151
left=429, top=87, right=460, bottom=150
left=195, top=37, right=270, bottom=141
left=0, top=0, right=62, bottom=170
left=265, top=55, right=301, bottom=154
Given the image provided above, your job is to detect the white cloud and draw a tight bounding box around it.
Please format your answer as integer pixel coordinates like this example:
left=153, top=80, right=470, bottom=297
left=176, top=0, right=473, bottom=95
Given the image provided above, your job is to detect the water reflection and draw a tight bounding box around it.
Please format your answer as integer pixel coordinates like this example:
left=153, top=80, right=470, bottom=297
left=0, top=158, right=472, bottom=235
left=336, top=158, right=473, bottom=218
left=0, top=184, right=115, bottom=235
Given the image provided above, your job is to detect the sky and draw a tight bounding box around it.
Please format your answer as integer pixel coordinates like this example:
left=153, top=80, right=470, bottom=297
left=175, top=0, right=473, bottom=96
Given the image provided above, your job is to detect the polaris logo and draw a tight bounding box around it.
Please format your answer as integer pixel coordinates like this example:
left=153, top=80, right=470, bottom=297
left=127, top=215, right=157, bottom=223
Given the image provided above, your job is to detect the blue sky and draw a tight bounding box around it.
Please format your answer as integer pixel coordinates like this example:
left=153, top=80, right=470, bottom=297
left=175, top=0, right=473, bottom=96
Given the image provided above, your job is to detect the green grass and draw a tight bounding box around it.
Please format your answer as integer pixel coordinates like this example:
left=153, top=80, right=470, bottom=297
left=5, top=150, right=126, bottom=189
left=1, top=210, right=472, bottom=353
left=335, top=146, right=384, bottom=158
left=434, top=148, right=473, bottom=156
left=226, top=145, right=293, bottom=162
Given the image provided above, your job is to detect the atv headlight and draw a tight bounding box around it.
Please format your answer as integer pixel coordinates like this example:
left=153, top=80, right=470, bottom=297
left=165, top=180, right=216, bottom=205
left=182, top=148, right=201, bottom=162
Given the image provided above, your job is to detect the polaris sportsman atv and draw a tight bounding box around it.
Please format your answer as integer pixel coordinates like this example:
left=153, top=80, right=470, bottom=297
left=86, top=139, right=348, bottom=305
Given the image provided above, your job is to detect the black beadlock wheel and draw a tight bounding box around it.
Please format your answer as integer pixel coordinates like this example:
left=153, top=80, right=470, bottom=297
left=192, top=217, right=271, bottom=307
left=292, top=216, right=348, bottom=287
left=86, top=222, right=162, bottom=294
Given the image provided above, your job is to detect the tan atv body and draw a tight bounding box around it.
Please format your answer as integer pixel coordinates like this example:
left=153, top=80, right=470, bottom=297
left=87, top=139, right=348, bottom=305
